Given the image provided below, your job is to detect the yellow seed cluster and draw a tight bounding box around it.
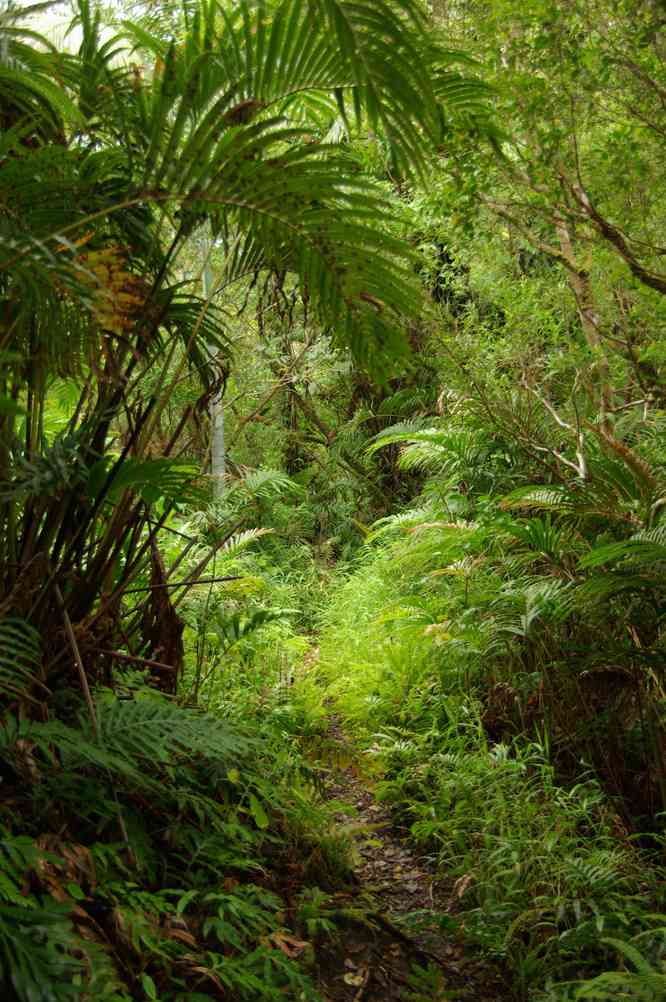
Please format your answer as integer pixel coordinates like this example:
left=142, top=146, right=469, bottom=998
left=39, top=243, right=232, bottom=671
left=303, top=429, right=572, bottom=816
left=80, top=246, right=147, bottom=335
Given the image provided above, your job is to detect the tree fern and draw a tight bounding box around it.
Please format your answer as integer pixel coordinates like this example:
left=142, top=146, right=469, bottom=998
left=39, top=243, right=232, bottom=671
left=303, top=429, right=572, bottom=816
left=0, top=696, right=250, bottom=792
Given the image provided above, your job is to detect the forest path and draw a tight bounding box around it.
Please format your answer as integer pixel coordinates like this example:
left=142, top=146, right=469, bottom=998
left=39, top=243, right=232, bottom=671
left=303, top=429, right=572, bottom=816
left=308, top=719, right=510, bottom=1002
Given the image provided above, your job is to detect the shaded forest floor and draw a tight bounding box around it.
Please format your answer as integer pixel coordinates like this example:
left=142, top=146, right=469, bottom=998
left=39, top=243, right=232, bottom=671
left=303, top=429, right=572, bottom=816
left=309, top=720, right=510, bottom=1002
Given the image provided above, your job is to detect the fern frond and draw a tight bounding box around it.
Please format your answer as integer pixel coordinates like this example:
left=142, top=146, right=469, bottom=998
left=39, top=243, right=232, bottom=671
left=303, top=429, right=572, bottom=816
left=0, top=619, right=45, bottom=702
left=221, top=527, right=275, bottom=556
left=212, top=609, right=290, bottom=652
left=573, top=970, right=666, bottom=1000
left=90, top=697, right=251, bottom=765
left=0, top=902, right=84, bottom=1002
left=366, top=421, right=438, bottom=457
left=234, top=469, right=304, bottom=500
left=581, top=537, right=666, bottom=570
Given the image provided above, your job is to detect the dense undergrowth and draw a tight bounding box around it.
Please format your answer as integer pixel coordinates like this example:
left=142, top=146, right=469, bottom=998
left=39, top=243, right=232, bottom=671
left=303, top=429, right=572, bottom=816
left=0, top=678, right=350, bottom=1002
left=0, top=482, right=355, bottom=1002
left=306, top=449, right=666, bottom=999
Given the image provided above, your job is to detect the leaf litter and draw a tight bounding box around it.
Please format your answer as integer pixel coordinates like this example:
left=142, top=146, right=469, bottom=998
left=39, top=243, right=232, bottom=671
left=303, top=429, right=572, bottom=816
left=310, top=720, right=511, bottom=1002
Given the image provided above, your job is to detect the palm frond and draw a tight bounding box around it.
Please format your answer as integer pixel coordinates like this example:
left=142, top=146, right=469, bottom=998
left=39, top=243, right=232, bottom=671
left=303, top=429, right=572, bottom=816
left=87, top=457, right=205, bottom=506
left=581, top=536, right=666, bottom=570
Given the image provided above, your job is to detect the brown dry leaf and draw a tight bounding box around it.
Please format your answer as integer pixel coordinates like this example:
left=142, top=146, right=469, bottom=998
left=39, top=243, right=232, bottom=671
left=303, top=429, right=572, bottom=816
left=14, top=739, right=40, bottom=783
left=453, top=873, right=474, bottom=899
left=167, top=928, right=197, bottom=948
left=375, top=966, right=388, bottom=986
left=36, top=837, right=96, bottom=890
left=190, top=966, right=224, bottom=991
left=140, top=540, right=184, bottom=693
left=269, top=931, right=310, bottom=959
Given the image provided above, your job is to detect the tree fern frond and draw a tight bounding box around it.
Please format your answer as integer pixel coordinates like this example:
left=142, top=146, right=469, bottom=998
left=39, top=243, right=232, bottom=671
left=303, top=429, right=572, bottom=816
left=366, top=421, right=440, bottom=456
left=502, top=486, right=574, bottom=514
left=232, top=469, right=304, bottom=500
left=0, top=697, right=250, bottom=791
left=364, top=505, right=441, bottom=542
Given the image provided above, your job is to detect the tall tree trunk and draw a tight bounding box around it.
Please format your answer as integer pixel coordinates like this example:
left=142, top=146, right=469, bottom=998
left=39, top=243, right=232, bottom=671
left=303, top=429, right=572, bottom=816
left=202, top=233, right=225, bottom=496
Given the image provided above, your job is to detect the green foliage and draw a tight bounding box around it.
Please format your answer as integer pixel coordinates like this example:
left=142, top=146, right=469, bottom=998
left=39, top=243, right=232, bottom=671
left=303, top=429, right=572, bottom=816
left=0, top=675, right=353, bottom=1001
left=310, top=484, right=666, bottom=996
left=0, top=618, right=43, bottom=702
left=6, top=4, right=666, bottom=1002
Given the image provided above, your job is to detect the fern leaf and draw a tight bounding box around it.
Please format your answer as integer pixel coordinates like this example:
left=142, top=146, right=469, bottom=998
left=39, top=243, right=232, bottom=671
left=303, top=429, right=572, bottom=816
left=0, top=618, right=45, bottom=702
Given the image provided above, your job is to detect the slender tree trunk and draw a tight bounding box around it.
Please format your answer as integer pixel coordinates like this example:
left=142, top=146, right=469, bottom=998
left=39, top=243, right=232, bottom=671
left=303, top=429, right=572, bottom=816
left=202, top=233, right=225, bottom=496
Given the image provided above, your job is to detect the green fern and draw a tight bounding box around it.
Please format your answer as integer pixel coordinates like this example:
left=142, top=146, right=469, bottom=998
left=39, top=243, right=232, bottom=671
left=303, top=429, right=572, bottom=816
left=0, top=902, right=85, bottom=1002
left=91, top=696, right=251, bottom=765
left=0, top=618, right=44, bottom=702
left=0, top=834, right=42, bottom=906
left=564, top=932, right=666, bottom=1000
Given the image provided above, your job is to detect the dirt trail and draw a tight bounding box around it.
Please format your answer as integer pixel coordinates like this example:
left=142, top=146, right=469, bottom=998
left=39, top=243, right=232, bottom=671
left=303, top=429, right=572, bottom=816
left=311, top=722, right=511, bottom=1002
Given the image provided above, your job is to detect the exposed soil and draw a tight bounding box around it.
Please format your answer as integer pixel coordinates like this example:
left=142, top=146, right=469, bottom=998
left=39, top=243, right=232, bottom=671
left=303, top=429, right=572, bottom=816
left=310, top=721, right=512, bottom=1002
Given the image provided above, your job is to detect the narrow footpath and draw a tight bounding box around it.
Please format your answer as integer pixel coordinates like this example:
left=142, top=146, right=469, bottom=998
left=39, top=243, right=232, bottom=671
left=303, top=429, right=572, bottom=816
left=309, top=721, right=510, bottom=1002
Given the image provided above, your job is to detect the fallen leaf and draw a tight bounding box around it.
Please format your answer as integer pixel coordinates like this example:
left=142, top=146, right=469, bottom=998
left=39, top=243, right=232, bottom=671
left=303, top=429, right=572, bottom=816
left=343, top=971, right=366, bottom=987
left=453, top=873, right=474, bottom=899
left=270, top=931, right=310, bottom=959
